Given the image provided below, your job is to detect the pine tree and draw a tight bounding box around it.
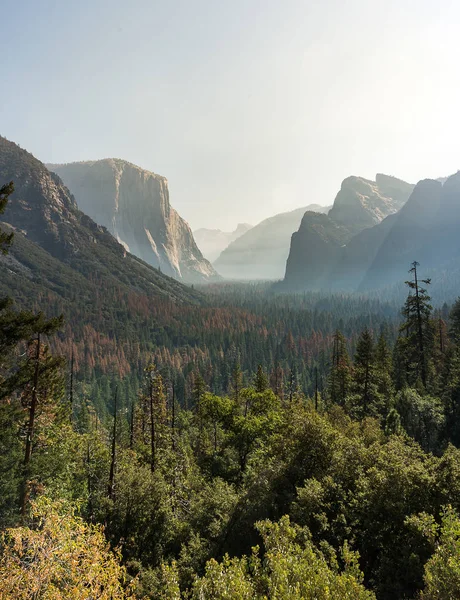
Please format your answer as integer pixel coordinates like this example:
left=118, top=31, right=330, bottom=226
left=351, top=328, right=377, bottom=417
left=0, top=181, right=66, bottom=517
left=328, top=330, right=351, bottom=406
left=231, top=360, right=243, bottom=402
left=143, top=365, right=167, bottom=472
left=254, top=364, right=268, bottom=393
left=270, top=362, right=284, bottom=401
left=439, top=345, right=460, bottom=445
left=287, top=365, right=299, bottom=402
left=192, top=372, right=206, bottom=408
left=375, top=331, right=394, bottom=408
left=399, top=262, right=433, bottom=389
left=108, top=387, right=118, bottom=499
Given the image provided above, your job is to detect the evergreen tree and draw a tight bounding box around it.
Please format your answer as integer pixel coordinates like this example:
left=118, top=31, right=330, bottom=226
left=143, top=365, right=167, bottom=472
left=350, top=328, right=379, bottom=418
left=328, top=330, right=351, bottom=406
left=192, top=372, right=206, bottom=408
left=270, top=362, right=284, bottom=401
left=399, top=261, right=433, bottom=389
left=439, top=345, right=460, bottom=445
left=0, top=180, right=65, bottom=518
left=254, top=364, right=268, bottom=393
left=230, top=360, right=243, bottom=402
left=375, top=330, right=394, bottom=404
left=108, top=387, right=118, bottom=499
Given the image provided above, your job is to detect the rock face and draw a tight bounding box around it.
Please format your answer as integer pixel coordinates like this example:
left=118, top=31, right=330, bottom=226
left=359, top=179, right=443, bottom=290
left=282, top=174, right=414, bottom=290
left=328, top=174, right=413, bottom=234
left=194, top=223, right=252, bottom=262
left=283, top=171, right=460, bottom=293
left=284, top=212, right=351, bottom=289
left=0, top=136, right=203, bottom=305
left=47, top=159, right=218, bottom=283
left=214, top=205, right=330, bottom=280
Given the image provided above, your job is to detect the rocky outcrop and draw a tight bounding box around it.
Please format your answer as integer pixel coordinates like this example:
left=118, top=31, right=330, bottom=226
left=329, top=212, right=399, bottom=290
left=194, top=223, right=252, bottom=262
left=214, top=205, right=330, bottom=280
left=281, top=174, right=414, bottom=290
left=283, top=212, right=351, bottom=290
left=282, top=172, right=460, bottom=293
left=47, top=159, right=218, bottom=283
left=359, top=179, right=443, bottom=290
left=0, top=136, right=203, bottom=305
left=328, top=174, right=413, bottom=234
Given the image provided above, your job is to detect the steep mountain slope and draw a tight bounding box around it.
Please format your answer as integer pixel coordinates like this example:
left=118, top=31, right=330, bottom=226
left=47, top=159, right=218, bottom=283
left=282, top=172, right=460, bottom=293
left=0, top=136, right=202, bottom=305
left=329, top=212, right=399, bottom=290
left=357, top=172, right=460, bottom=290
left=214, top=205, right=330, bottom=280
left=328, top=174, right=414, bottom=234
left=282, top=174, right=414, bottom=290
left=283, top=212, right=351, bottom=290
left=194, top=223, right=252, bottom=262
left=359, top=179, right=443, bottom=290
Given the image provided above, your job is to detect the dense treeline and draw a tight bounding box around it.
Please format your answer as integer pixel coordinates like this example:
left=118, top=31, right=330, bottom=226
left=4, top=182, right=460, bottom=598
left=0, top=245, right=413, bottom=417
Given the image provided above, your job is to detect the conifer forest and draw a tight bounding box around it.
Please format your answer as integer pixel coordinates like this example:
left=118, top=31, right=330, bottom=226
left=4, top=174, right=460, bottom=600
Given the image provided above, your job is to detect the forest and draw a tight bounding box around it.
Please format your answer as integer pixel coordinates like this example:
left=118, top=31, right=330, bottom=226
left=3, top=179, right=460, bottom=600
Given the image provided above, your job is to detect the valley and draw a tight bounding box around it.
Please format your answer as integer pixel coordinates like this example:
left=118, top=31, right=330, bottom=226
left=1, top=139, right=460, bottom=600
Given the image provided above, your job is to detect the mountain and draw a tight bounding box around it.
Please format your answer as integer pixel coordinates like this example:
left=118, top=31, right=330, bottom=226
left=214, top=205, right=330, bottom=280
left=47, top=159, right=218, bottom=283
left=0, top=136, right=202, bottom=306
left=283, top=212, right=351, bottom=289
left=283, top=171, right=460, bottom=294
left=358, top=173, right=460, bottom=290
left=358, top=179, right=443, bottom=290
left=328, top=174, right=414, bottom=234
left=329, top=212, right=400, bottom=291
left=282, top=174, right=414, bottom=290
left=194, top=223, right=252, bottom=262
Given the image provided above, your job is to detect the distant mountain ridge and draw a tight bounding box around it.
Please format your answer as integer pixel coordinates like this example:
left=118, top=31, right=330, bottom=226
left=282, top=171, right=460, bottom=293
left=47, top=159, right=218, bottom=283
left=194, top=223, right=252, bottom=262
left=214, top=204, right=330, bottom=280
left=328, top=173, right=414, bottom=233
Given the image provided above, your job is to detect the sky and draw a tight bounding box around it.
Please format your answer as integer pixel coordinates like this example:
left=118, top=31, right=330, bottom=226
left=2, top=0, right=460, bottom=230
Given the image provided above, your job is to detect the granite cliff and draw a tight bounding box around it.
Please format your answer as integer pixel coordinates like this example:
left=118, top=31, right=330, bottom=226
left=283, top=172, right=460, bottom=293
left=283, top=174, right=414, bottom=290
left=48, top=159, right=218, bottom=283
left=328, top=174, right=414, bottom=234
left=0, top=135, right=203, bottom=304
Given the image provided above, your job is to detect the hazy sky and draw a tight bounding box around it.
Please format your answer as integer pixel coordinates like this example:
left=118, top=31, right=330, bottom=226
left=2, top=0, right=459, bottom=229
